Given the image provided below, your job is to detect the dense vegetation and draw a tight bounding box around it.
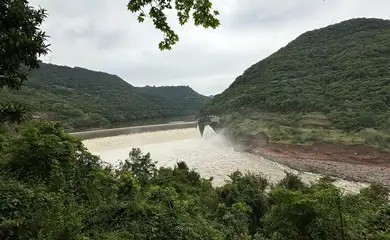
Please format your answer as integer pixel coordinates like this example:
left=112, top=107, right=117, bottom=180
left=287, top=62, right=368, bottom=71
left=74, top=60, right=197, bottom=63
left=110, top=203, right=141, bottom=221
left=1, top=121, right=389, bottom=240
left=202, top=18, right=390, bottom=149
left=0, top=0, right=49, bottom=123
left=0, top=63, right=209, bottom=131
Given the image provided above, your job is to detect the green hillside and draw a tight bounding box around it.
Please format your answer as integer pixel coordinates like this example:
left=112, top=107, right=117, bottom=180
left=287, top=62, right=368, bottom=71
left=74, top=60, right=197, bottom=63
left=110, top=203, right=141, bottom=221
left=138, top=85, right=210, bottom=114
left=0, top=63, right=209, bottom=130
left=202, top=18, right=390, bottom=149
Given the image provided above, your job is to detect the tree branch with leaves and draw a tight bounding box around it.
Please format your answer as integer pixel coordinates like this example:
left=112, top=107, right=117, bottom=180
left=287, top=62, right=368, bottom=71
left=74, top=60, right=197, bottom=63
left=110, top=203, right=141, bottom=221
left=127, top=0, right=220, bottom=50
left=0, top=0, right=49, bottom=123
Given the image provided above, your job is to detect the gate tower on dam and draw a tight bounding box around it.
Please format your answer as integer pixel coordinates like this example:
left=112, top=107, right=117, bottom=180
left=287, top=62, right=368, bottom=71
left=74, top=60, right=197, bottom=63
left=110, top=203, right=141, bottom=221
left=196, top=115, right=220, bottom=137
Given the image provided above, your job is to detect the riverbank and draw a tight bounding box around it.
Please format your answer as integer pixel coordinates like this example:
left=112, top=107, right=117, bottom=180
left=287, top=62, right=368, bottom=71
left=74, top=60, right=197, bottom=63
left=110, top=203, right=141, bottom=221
left=248, top=143, right=390, bottom=188
left=233, top=139, right=390, bottom=188
left=215, top=112, right=390, bottom=187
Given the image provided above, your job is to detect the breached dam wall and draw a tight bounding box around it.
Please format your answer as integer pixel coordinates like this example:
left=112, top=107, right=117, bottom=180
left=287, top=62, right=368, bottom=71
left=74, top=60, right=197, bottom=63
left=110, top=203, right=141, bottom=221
left=70, top=121, right=197, bottom=140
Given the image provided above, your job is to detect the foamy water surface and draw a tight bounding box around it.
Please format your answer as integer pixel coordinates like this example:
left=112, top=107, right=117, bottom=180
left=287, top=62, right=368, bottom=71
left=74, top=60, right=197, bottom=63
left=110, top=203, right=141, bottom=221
left=83, top=127, right=368, bottom=193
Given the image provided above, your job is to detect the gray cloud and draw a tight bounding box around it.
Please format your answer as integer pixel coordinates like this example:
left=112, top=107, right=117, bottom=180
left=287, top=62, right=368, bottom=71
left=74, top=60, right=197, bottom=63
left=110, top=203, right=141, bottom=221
left=31, top=0, right=390, bottom=95
left=227, top=0, right=318, bottom=29
left=64, top=20, right=127, bottom=50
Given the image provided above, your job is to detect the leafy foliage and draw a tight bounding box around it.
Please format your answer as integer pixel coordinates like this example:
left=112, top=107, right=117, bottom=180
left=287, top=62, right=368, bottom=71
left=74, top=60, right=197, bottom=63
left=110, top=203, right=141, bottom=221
left=1, top=63, right=210, bottom=131
left=202, top=18, right=390, bottom=133
left=127, top=0, right=220, bottom=50
left=0, top=121, right=389, bottom=239
left=0, top=103, right=28, bottom=124
left=0, top=0, right=49, bottom=123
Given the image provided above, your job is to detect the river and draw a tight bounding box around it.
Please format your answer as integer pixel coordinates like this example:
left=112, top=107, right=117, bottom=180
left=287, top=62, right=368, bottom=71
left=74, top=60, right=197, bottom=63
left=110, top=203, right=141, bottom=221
left=83, top=126, right=368, bottom=193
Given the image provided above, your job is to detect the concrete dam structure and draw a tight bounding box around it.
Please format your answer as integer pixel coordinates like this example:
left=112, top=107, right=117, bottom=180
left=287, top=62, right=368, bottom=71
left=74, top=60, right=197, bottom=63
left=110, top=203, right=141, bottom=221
left=196, top=115, right=220, bottom=137
left=70, top=121, right=197, bottom=140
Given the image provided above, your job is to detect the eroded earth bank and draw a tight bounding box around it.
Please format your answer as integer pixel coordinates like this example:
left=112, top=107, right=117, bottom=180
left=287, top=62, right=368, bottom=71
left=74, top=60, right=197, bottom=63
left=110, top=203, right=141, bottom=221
left=232, top=135, right=390, bottom=188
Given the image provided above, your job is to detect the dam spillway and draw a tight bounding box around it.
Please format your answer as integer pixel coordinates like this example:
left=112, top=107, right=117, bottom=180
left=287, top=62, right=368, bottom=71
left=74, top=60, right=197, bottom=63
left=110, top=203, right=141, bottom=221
left=71, top=121, right=197, bottom=140
left=81, top=123, right=368, bottom=192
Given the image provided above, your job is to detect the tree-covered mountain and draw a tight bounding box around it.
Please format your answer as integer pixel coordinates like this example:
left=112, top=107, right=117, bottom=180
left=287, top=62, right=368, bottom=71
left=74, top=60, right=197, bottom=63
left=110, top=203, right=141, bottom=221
left=138, top=85, right=210, bottom=114
left=0, top=63, right=209, bottom=130
left=201, top=18, right=390, bottom=149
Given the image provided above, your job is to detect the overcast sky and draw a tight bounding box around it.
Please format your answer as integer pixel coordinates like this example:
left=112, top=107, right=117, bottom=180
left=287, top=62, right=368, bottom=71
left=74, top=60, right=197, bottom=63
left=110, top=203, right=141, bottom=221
left=30, top=0, right=389, bottom=95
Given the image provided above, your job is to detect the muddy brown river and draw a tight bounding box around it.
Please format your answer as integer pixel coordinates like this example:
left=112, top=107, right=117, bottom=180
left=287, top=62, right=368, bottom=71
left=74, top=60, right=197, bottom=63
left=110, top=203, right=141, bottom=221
left=83, top=126, right=368, bottom=193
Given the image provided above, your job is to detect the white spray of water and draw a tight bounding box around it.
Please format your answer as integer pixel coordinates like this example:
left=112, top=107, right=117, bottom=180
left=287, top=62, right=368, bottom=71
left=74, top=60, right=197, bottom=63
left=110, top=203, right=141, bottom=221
left=83, top=127, right=368, bottom=193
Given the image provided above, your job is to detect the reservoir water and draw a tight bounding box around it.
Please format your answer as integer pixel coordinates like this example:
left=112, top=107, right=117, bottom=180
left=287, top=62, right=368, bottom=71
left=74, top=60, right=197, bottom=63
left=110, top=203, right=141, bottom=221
left=83, top=126, right=368, bottom=193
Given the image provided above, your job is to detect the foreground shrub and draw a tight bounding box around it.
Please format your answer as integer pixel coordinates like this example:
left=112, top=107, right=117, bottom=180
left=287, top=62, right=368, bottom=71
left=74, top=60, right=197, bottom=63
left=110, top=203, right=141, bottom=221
left=0, top=121, right=389, bottom=239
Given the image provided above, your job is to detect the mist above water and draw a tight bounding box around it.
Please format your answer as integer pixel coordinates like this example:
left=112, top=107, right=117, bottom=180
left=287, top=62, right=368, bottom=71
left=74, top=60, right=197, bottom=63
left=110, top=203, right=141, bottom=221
left=83, top=127, right=368, bottom=192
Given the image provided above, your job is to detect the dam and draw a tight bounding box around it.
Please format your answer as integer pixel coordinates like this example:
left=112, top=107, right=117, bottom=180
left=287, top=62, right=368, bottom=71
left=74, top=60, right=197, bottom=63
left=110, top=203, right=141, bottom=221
left=81, top=122, right=368, bottom=192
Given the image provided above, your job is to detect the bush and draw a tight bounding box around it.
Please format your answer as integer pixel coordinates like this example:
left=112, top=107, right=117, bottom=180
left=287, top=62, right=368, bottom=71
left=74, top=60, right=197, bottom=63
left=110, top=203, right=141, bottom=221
left=361, top=129, right=390, bottom=150
left=0, top=122, right=389, bottom=239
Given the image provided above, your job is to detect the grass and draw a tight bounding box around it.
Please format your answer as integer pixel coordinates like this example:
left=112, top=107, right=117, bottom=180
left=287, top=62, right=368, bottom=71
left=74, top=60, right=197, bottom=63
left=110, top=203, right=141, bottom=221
left=219, top=112, right=390, bottom=151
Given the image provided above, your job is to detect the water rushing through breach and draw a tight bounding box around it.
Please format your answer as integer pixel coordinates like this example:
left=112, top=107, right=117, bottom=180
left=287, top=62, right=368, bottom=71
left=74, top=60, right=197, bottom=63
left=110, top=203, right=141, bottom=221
left=83, top=127, right=368, bottom=193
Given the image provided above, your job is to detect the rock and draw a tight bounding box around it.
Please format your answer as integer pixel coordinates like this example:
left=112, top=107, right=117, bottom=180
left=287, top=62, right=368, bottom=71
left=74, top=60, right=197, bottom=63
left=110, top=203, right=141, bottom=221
left=234, top=145, right=252, bottom=153
left=248, top=131, right=270, bottom=148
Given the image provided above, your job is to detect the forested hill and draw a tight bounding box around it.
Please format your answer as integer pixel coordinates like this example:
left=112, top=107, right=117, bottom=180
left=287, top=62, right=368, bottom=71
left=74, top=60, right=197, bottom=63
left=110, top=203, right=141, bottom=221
left=0, top=63, right=209, bottom=130
left=137, top=85, right=209, bottom=114
left=202, top=18, right=390, bottom=133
